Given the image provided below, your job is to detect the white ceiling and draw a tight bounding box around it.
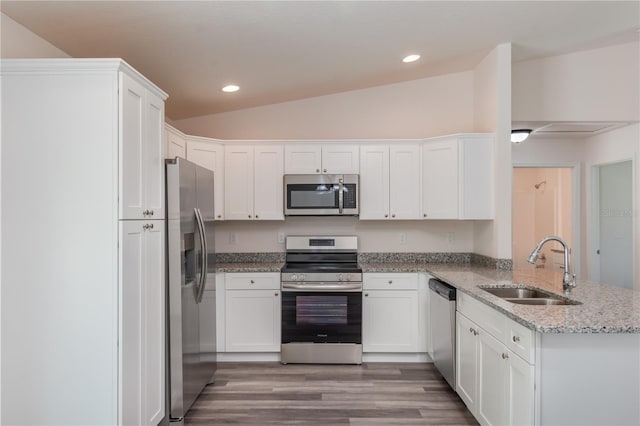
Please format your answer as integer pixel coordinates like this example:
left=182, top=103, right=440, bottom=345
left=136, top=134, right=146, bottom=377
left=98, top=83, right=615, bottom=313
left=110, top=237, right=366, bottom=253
left=2, top=1, right=639, bottom=121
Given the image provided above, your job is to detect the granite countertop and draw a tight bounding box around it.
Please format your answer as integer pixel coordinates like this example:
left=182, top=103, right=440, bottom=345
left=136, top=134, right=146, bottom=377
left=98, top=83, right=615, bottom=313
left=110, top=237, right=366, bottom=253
left=361, top=262, right=640, bottom=334
left=214, top=262, right=284, bottom=273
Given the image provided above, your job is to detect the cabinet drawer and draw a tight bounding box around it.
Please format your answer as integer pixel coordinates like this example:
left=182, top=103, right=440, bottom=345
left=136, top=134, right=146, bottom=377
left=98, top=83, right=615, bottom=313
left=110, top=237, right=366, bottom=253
left=457, top=293, right=505, bottom=342
left=225, top=273, right=280, bottom=290
left=363, top=273, right=418, bottom=290
left=505, top=317, right=535, bottom=363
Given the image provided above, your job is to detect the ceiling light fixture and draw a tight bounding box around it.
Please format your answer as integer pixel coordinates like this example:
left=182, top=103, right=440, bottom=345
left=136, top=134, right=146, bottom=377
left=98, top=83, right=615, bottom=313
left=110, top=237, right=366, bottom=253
left=511, top=129, right=532, bottom=143
left=402, top=54, right=421, bottom=63
left=222, top=84, right=240, bottom=93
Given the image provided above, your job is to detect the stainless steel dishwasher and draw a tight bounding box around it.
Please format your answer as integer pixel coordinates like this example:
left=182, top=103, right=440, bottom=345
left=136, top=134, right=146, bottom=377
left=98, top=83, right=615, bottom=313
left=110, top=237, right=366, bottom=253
left=428, top=278, right=456, bottom=389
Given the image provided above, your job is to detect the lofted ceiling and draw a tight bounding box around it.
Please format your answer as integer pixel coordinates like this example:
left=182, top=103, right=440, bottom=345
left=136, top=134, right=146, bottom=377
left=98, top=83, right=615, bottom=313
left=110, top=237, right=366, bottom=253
left=1, top=1, right=639, bottom=121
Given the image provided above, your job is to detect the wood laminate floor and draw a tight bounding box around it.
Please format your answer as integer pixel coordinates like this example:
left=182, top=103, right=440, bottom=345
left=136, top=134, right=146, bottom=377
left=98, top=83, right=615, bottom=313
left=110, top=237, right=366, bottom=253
left=185, top=362, right=478, bottom=425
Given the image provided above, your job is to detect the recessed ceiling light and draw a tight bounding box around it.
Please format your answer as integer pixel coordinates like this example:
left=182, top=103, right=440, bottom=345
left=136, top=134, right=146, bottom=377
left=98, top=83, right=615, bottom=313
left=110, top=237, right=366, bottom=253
left=402, top=54, right=421, bottom=63
left=222, top=85, right=240, bottom=93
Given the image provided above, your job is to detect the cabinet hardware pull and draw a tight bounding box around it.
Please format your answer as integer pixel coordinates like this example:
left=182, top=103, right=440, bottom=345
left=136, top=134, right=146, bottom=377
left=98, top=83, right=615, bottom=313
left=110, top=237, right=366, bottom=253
left=149, top=210, right=154, bottom=216
left=316, top=169, right=320, bottom=173
left=364, top=293, right=369, bottom=297
left=512, top=335, right=520, bottom=343
left=248, top=215, right=252, bottom=218
left=502, top=353, right=509, bottom=359
left=143, top=223, right=154, bottom=230
left=274, top=292, right=278, bottom=296
left=391, top=214, right=396, bottom=218
left=323, top=169, right=327, bottom=173
left=255, top=215, right=259, bottom=219
left=388, top=280, right=393, bottom=284
left=250, top=280, right=255, bottom=284
left=217, top=215, right=222, bottom=218
left=384, top=214, right=388, bottom=218
left=423, top=213, right=427, bottom=218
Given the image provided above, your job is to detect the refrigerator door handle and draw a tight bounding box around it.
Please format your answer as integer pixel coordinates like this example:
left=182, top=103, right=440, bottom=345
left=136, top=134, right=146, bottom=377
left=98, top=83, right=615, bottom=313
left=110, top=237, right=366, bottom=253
left=194, top=207, right=207, bottom=304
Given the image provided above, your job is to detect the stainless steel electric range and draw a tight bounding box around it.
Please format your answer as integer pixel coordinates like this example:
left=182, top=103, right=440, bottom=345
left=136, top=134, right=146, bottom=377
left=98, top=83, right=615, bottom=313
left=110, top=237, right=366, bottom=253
left=280, top=236, right=363, bottom=364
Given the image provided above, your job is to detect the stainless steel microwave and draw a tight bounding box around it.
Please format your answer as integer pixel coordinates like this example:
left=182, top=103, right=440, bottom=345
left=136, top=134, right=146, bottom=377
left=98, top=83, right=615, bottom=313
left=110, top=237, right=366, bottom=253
left=284, top=174, right=359, bottom=216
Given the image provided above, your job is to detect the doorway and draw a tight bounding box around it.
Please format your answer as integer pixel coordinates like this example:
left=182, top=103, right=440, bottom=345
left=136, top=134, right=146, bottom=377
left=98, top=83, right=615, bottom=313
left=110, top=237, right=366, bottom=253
left=513, top=167, right=576, bottom=271
left=593, top=160, right=633, bottom=289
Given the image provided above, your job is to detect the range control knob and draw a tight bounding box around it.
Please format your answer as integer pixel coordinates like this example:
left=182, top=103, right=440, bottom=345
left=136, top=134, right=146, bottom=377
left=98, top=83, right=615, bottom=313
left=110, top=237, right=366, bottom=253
left=346, top=274, right=351, bottom=281
left=300, top=274, right=306, bottom=281
left=338, top=274, right=344, bottom=281
left=291, top=274, right=299, bottom=281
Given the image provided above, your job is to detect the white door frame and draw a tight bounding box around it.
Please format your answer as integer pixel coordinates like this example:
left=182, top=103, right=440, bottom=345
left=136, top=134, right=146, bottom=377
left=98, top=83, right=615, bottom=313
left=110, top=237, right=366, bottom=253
left=590, top=158, right=634, bottom=286
left=512, top=162, right=581, bottom=278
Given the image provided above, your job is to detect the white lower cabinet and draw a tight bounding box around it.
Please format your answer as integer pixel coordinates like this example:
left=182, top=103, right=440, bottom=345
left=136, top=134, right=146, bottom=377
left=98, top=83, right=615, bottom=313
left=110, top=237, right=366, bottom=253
left=362, top=273, right=419, bottom=353
left=224, top=273, right=281, bottom=352
left=456, top=293, right=534, bottom=426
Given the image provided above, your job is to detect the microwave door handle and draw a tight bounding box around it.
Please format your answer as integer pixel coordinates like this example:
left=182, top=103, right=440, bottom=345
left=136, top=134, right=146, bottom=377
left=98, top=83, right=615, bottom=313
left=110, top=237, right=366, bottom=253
left=338, top=178, right=344, bottom=214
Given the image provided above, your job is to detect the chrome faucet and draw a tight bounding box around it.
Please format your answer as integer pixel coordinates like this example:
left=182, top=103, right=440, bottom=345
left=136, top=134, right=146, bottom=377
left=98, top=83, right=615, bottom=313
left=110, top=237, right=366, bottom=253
left=527, top=236, right=576, bottom=293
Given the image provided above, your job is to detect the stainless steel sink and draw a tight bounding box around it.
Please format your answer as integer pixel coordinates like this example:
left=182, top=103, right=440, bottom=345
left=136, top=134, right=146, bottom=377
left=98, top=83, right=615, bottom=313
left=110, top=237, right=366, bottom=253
left=508, top=298, right=581, bottom=306
left=481, top=287, right=552, bottom=299
left=479, top=286, right=582, bottom=306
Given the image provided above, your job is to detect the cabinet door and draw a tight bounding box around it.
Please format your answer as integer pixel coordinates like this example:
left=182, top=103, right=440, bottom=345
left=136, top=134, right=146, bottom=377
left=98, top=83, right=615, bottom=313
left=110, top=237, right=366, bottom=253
left=120, top=220, right=165, bottom=426
left=143, top=92, right=165, bottom=220
left=120, top=73, right=145, bottom=220
left=507, top=350, right=534, bottom=426
left=460, top=137, right=494, bottom=219
left=284, top=144, right=322, bottom=174
left=119, top=73, right=165, bottom=221
left=362, top=290, right=418, bottom=352
left=359, top=145, right=390, bottom=220
left=187, top=139, right=225, bottom=220
left=254, top=144, right=284, bottom=220
left=478, top=330, right=508, bottom=426
left=389, top=144, right=421, bottom=219
left=422, top=139, right=459, bottom=219
left=225, top=290, right=281, bottom=352
left=165, top=125, right=186, bottom=159
left=224, top=145, right=255, bottom=220
left=456, top=312, right=478, bottom=411
left=322, top=144, right=360, bottom=174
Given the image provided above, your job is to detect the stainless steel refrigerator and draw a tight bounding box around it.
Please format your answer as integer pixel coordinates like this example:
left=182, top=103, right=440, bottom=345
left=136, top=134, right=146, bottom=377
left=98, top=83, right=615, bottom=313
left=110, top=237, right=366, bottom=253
left=165, top=158, right=216, bottom=423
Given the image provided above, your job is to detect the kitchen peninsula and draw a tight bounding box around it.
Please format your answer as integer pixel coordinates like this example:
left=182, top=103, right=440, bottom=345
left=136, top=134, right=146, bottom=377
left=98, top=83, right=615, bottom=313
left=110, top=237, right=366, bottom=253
left=215, top=254, right=640, bottom=426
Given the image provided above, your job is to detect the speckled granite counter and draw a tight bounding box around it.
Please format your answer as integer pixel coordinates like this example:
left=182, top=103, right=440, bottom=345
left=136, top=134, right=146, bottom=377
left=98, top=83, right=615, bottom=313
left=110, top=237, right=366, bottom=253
left=214, top=262, right=284, bottom=273
left=360, top=262, right=640, bottom=334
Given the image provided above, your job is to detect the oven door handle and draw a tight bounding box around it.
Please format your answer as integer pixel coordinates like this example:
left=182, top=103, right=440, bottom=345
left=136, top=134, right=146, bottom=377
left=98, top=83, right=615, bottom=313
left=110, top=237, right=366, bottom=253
left=281, top=282, right=363, bottom=291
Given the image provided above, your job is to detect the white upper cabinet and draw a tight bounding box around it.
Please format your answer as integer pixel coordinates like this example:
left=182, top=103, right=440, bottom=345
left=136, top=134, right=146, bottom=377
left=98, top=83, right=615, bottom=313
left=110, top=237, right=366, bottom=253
left=225, top=144, right=284, bottom=220
left=254, top=145, right=285, bottom=220
left=389, top=145, right=421, bottom=219
left=120, top=72, right=166, bottom=220
left=421, top=139, right=459, bottom=219
left=165, top=124, right=186, bottom=160
left=186, top=138, right=225, bottom=220
left=284, top=143, right=359, bottom=174
left=360, top=143, right=420, bottom=220
left=422, top=134, right=493, bottom=220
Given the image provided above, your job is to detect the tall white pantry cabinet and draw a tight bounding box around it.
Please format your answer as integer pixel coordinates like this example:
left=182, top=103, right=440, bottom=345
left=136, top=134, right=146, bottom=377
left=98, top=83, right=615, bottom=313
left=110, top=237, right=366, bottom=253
left=1, top=59, right=168, bottom=425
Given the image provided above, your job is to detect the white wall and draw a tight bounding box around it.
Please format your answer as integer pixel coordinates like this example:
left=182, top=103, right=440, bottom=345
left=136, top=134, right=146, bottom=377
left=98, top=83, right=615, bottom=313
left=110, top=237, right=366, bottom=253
left=472, top=43, right=512, bottom=260
left=512, top=41, right=639, bottom=122
left=214, top=217, right=474, bottom=253
left=0, top=13, right=70, bottom=58
left=175, top=71, right=475, bottom=140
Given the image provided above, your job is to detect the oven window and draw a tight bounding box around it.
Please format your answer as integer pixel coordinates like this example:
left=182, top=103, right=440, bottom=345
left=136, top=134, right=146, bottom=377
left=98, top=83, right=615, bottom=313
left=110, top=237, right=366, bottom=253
left=296, top=295, right=347, bottom=325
